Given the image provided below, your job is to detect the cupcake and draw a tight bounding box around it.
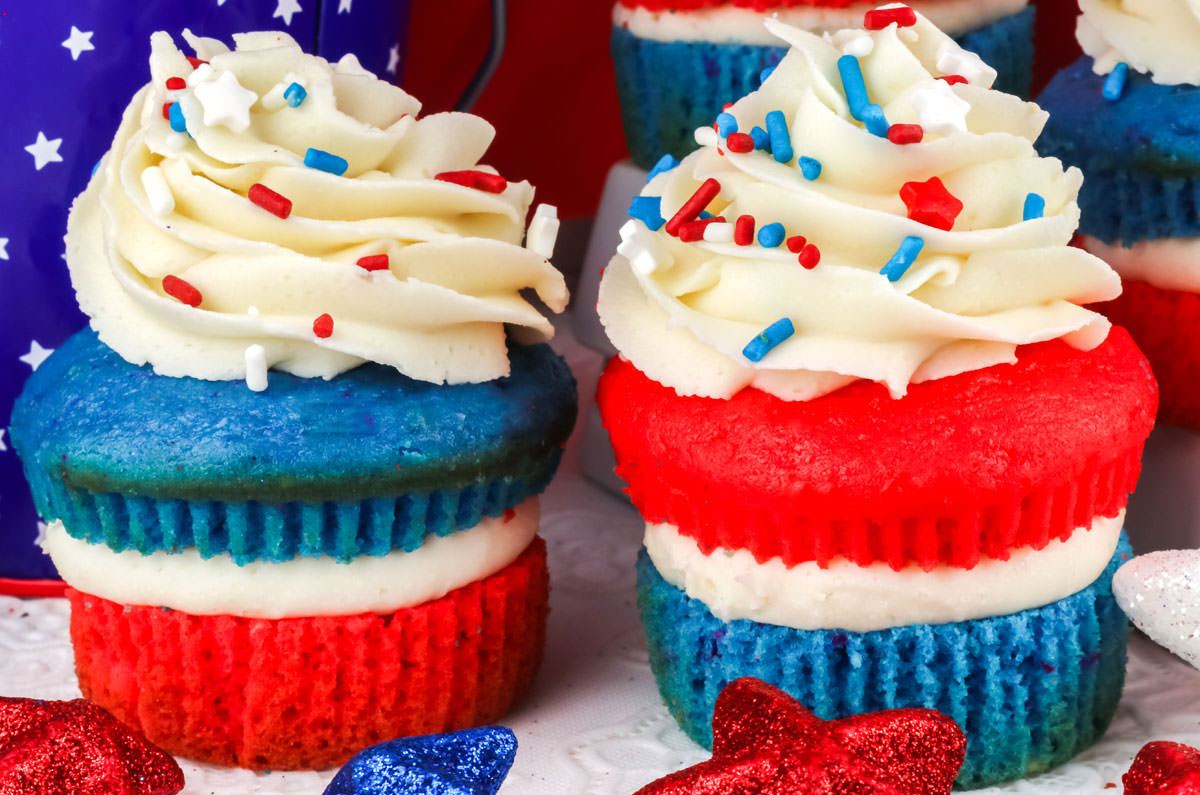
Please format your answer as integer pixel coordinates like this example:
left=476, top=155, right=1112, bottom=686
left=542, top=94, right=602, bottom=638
left=611, top=0, right=1035, bottom=169
left=10, top=30, right=576, bottom=770
left=1038, top=0, right=1200, bottom=430
left=597, top=8, right=1155, bottom=788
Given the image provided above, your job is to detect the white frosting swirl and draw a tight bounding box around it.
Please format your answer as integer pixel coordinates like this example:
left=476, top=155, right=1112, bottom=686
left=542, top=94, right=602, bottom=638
left=598, top=12, right=1119, bottom=400
left=1082, top=236, right=1200, bottom=294
left=67, top=31, right=568, bottom=383
left=1077, top=0, right=1200, bottom=85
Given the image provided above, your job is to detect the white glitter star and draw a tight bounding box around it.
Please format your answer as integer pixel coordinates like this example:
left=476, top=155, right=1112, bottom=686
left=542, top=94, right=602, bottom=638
left=35, top=522, right=50, bottom=549
left=19, top=340, right=53, bottom=371
left=0, top=430, right=6, bottom=452
left=0, top=238, right=8, bottom=260
left=25, top=132, right=64, bottom=170
left=338, top=0, right=353, bottom=12
left=61, top=26, right=95, bottom=60
left=386, top=44, right=400, bottom=75
left=909, top=82, right=970, bottom=136
left=217, top=0, right=228, bottom=4
left=194, top=70, right=258, bottom=133
left=274, top=0, right=302, bottom=25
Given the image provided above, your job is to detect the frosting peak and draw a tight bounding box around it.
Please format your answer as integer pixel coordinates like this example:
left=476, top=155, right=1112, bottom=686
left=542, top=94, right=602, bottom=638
left=598, top=8, right=1118, bottom=401
left=1077, top=0, right=1200, bottom=86
left=68, top=31, right=568, bottom=385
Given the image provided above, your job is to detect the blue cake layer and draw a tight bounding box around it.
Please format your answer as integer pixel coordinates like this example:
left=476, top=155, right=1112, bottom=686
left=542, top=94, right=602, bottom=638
left=1038, top=56, right=1200, bottom=244
left=637, top=534, right=1131, bottom=789
left=10, top=328, right=576, bottom=563
left=612, top=6, right=1035, bottom=170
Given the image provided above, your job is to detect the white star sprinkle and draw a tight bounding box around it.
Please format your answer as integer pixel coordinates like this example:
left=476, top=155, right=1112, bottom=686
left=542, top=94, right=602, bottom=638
left=909, top=82, right=970, bottom=136
left=0, top=430, right=6, bottom=452
left=0, top=238, right=8, bottom=260
left=194, top=70, right=258, bottom=133
left=217, top=0, right=228, bottom=4
left=338, top=0, right=353, bottom=12
left=61, top=26, right=95, bottom=60
left=19, top=340, right=53, bottom=371
left=386, top=44, right=400, bottom=75
left=274, top=0, right=302, bottom=25
left=35, top=521, right=50, bottom=549
left=25, top=132, right=64, bottom=170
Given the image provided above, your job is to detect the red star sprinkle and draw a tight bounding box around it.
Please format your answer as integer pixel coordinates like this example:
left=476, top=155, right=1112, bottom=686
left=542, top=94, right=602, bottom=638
left=313, top=313, right=335, bottom=338
left=899, top=177, right=963, bottom=231
left=0, top=697, right=184, bottom=795
left=635, top=679, right=965, bottom=795
left=865, top=5, right=917, bottom=29
left=1124, top=742, right=1200, bottom=794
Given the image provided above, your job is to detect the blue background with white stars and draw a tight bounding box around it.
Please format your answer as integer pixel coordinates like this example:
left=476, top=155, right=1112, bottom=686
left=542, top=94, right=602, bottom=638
left=0, top=0, right=410, bottom=583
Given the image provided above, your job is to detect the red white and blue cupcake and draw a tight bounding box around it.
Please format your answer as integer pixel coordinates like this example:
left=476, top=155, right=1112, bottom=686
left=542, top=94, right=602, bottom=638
left=597, top=7, right=1156, bottom=788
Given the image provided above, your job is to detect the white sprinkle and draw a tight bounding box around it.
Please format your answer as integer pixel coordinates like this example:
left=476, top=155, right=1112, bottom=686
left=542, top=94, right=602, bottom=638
left=694, top=126, right=719, bottom=148
left=244, top=344, right=268, bottom=392
left=140, top=166, right=175, bottom=216
left=260, top=83, right=288, bottom=112
left=936, top=44, right=993, bottom=86
left=617, top=238, right=660, bottom=275
left=834, top=31, right=874, bottom=58
left=703, top=221, right=734, bottom=243
left=910, top=81, right=970, bottom=136
left=188, top=63, right=216, bottom=86
left=526, top=203, right=559, bottom=259
left=618, top=219, right=641, bottom=242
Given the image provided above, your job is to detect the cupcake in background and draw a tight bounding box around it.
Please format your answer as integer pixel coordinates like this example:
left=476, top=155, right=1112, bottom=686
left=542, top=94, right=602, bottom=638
left=611, top=0, right=1035, bottom=169
left=10, top=30, right=576, bottom=770
left=598, top=6, right=1155, bottom=787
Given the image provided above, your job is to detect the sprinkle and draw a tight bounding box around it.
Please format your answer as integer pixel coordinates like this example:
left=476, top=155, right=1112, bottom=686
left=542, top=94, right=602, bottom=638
left=185, top=56, right=208, bottom=70
left=162, top=102, right=173, bottom=120
left=862, top=103, right=890, bottom=137
left=937, top=74, right=968, bottom=85
left=357, top=254, right=390, bottom=271
left=703, top=221, right=735, bottom=243
left=759, top=65, right=776, bottom=84
left=899, top=177, right=963, bottom=231
left=798, top=157, right=822, bottom=180
left=165, top=77, right=186, bottom=91
left=838, top=55, right=870, bottom=121
left=435, top=169, right=507, bottom=193
left=699, top=210, right=715, bottom=220
left=798, top=244, right=821, bottom=269
left=716, top=112, right=738, bottom=137
left=193, top=70, right=258, bottom=133
left=734, top=215, right=755, bottom=245
left=839, top=33, right=875, bottom=58
left=726, top=132, right=755, bottom=153
left=743, top=318, right=795, bottom=362
left=244, top=345, right=268, bottom=392
left=628, top=195, right=666, bottom=231
left=679, top=217, right=724, bottom=242
left=313, top=313, right=334, bottom=338
left=887, top=123, right=924, bottom=144
left=665, top=178, right=722, bottom=236
left=765, top=110, right=793, bottom=163
left=910, top=82, right=970, bottom=135
left=750, top=126, right=769, bottom=150
left=162, top=274, right=202, bottom=307
left=304, top=147, right=349, bottom=176
left=526, top=203, right=559, bottom=258
left=758, top=222, right=785, bottom=248
left=648, top=153, right=680, bottom=182
left=140, top=166, right=174, bottom=216
left=1023, top=193, right=1046, bottom=220
left=936, top=45, right=991, bottom=86
left=864, top=5, right=917, bottom=29
left=881, top=236, right=925, bottom=282
left=617, top=222, right=660, bottom=274
left=1103, top=62, right=1129, bottom=101
left=248, top=183, right=292, bottom=219
left=168, top=102, right=187, bottom=133
left=283, top=81, right=307, bottom=107
left=786, top=235, right=808, bottom=253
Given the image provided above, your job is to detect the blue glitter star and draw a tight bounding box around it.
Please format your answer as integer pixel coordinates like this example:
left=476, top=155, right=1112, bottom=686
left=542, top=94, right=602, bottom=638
left=322, top=727, right=517, bottom=795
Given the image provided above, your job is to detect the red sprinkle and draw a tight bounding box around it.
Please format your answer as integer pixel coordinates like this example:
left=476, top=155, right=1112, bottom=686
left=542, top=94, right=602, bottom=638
left=798, top=244, right=821, bottom=269
left=900, top=176, right=963, bottom=231
left=734, top=215, right=755, bottom=246
left=726, top=132, right=755, bottom=153
left=162, top=102, right=173, bottom=120
left=887, top=124, right=924, bottom=145
left=162, top=275, right=202, bottom=307
left=356, top=254, right=390, bottom=271
left=185, top=56, right=208, bottom=69
left=864, top=5, right=917, bottom=29
left=313, top=313, right=334, bottom=338
left=678, top=216, right=725, bottom=242
left=503, top=507, right=516, bottom=522
left=938, top=74, right=968, bottom=86
left=165, top=77, right=186, bottom=90
left=248, top=183, right=292, bottom=219
left=786, top=235, right=808, bottom=253
left=435, top=170, right=507, bottom=194
left=665, top=178, right=722, bottom=237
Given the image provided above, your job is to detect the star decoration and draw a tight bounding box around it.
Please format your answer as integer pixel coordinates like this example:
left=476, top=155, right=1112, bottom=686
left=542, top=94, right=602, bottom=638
left=1113, top=551, right=1200, bottom=670
left=274, top=0, right=302, bottom=25
left=323, top=727, right=516, bottom=795
left=61, top=26, right=95, bottom=61
left=339, top=0, right=353, bottom=12
left=1124, top=742, right=1200, bottom=795
left=0, top=430, right=6, bottom=452
left=909, top=82, right=970, bottom=137
left=387, top=44, right=401, bottom=75
left=635, top=679, right=965, bottom=795
left=25, top=132, right=64, bottom=171
left=19, top=340, right=53, bottom=371
left=194, top=70, right=258, bottom=133
left=899, top=177, right=963, bottom=231
left=0, top=238, right=8, bottom=260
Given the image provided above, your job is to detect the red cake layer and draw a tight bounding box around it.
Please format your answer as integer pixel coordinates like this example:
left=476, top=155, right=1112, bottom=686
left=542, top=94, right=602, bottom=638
left=67, top=539, right=548, bottom=771
left=617, top=0, right=865, bottom=11
left=598, top=328, right=1156, bottom=570
left=1098, top=279, right=1200, bottom=431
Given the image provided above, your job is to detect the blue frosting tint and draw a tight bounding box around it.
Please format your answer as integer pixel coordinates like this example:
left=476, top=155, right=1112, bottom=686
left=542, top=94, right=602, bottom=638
left=323, top=727, right=516, bottom=795
left=1039, top=56, right=1200, bottom=244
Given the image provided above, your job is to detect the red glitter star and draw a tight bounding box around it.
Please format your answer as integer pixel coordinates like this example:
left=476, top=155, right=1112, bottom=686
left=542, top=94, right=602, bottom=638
left=1124, top=742, right=1200, bottom=794
left=0, top=697, right=184, bottom=795
left=899, top=177, right=963, bottom=231
left=635, top=679, right=965, bottom=795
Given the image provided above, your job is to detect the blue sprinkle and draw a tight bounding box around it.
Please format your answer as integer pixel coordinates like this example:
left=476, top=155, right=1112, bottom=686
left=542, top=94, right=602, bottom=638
left=1102, top=62, right=1128, bottom=102
left=798, top=156, right=822, bottom=180
left=758, top=222, right=785, bottom=248
left=699, top=210, right=715, bottom=220
left=750, top=126, right=769, bottom=150
left=283, top=81, right=307, bottom=108
left=1023, top=193, right=1046, bottom=221
left=759, top=65, right=776, bottom=85
left=862, top=103, right=889, bottom=137
left=91, top=158, right=103, bottom=177
left=765, top=110, right=793, bottom=164
left=628, top=195, right=665, bottom=231
left=168, top=102, right=187, bottom=133
left=743, top=318, right=795, bottom=362
left=881, top=236, right=925, bottom=282
left=304, top=147, right=349, bottom=176
left=838, top=55, right=870, bottom=121
left=715, top=112, right=738, bottom=137
left=647, top=153, right=680, bottom=182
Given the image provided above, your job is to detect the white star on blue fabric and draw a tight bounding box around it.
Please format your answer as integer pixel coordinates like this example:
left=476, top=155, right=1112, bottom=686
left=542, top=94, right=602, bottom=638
left=387, top=44, right=400, bottom=74
left=0, top=430, right=6, bottom=453
left=0, top=238, right=8, bottom=260
left=62, top=26, right=95, bottom=60
left=338, top=0, right=353, bottom=12
left=19, top=340, right=53, bottom=370
left=25, top=132, right=64, bottom=170
left=274, top=0, right=302, bottom=25
left=194, top=70, right=258, bottom=133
